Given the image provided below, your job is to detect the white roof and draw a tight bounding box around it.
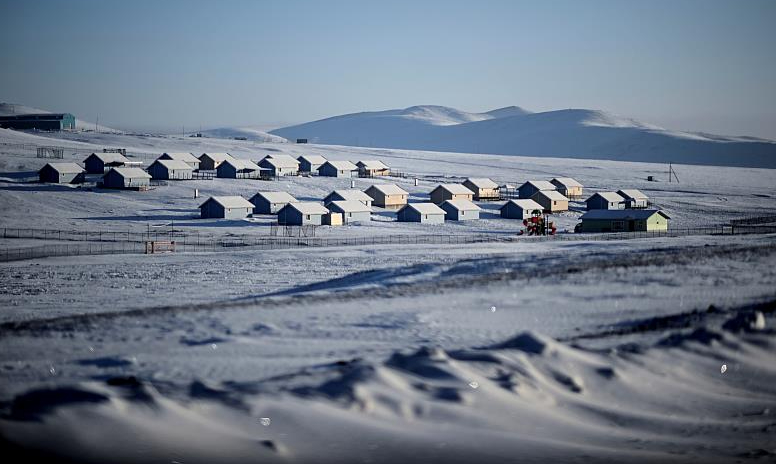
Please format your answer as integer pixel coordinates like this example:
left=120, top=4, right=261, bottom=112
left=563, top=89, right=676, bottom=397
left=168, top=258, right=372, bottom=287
left=433, top=183, right=474, bottom=195
left=297, top=154, right=327, bottom=164
left=323, top=160, right=358, bottom=171
left=152, top=159, right=192, bottom=170
left=108, top=167, right=151, bottom=179
left=327, top=189, right=372, bottom=202
left=442, top=199, right=481, bottom=211
left=43, top=162, right=84, bottom=174
left=223, top=158, right=263, bottom=171
left=261, top=156, right=299, bottom=168
left=88, top=152, right=129, bottom=163
left=465, top=178, right=499, bottom=189
left=617, top=189, right=648, bottom=200
left=251, top=191, right=297, bottom=204
left=367, top=183, right=408, bottom=195
left=200, top=153, right=233, bottom=162
left=589, top=192, right=625, bottom=203
left=501, top=199, right=543, bottom=211
left=161, top=152, right=199, bottom=163
left=202, top=196, right=254, bottom=209
left=403, top=203, right=446, bottom=215
left=266, top=154, right=299, bottom=163
left=551, top=177, right=583, bottom=188
left=284, top=201, right=330, bottom=215
left=521, top=180, right=556, bottom=191
left=534, top=190, right=569, bottom=201
left=327, top=200, right=372, bottom=213
left=357, top=160, right=389, bottom=169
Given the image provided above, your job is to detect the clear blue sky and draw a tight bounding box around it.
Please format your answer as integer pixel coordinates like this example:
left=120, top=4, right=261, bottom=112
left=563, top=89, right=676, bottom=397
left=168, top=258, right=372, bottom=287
left=1, top=0, right=774, bottom=138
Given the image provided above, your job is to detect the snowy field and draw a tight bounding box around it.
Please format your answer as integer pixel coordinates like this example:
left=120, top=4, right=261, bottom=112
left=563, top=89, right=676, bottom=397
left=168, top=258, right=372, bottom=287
left=1, top=128, right=776, bottom=463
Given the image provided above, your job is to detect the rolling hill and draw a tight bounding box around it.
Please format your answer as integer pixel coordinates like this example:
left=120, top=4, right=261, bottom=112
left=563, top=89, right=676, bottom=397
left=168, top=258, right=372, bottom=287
left=270, top=105, right=776, bottom=168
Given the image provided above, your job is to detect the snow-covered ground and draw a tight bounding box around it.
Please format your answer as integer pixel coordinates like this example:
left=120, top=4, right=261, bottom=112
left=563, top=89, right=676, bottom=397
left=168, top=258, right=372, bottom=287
left=1, top=127, right=775, bottom=463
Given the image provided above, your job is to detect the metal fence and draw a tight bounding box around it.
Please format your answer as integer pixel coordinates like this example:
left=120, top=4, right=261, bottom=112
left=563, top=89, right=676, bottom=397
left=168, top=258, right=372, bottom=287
left=2, top=223, right=776, bottom=263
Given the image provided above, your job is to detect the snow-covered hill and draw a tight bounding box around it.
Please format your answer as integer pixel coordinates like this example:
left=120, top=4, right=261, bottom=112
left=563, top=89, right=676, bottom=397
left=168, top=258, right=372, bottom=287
left=271, top=105, right=776, bottom=168
left=0, top=102, right=120, bottom=133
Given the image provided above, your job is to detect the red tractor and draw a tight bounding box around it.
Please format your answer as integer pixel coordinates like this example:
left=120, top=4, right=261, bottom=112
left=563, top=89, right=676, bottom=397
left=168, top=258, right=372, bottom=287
left=519, top=209, right=557, bottom=236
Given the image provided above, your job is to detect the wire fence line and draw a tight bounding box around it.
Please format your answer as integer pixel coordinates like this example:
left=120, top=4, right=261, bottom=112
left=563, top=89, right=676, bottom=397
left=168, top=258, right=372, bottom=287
left=2, top=223, right=776, bottom=263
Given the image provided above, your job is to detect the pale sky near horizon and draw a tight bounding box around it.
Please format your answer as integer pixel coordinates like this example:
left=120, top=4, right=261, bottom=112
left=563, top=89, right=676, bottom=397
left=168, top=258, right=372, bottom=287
left=1, top=0, right=774, bottom=138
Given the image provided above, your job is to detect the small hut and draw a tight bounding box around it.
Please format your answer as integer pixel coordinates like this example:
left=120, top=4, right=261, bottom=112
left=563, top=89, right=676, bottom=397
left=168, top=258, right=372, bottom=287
left=550, top=177, right=583, bottom=199
left=147, top=159, right=193, bottom=180
left=198, top=153, right=234, bottom=170
left=326, top=200, right=372, bottom=223
left=199, top=196, right=255, bottom=219
left=277, top=202, right=329, bottom=225
left=249, top=191, right=298, bottom=214
left=318, top=160, right=358, bottom=178
left=356, top=160, right=390, bottom=177
left=298, top=155, right=327, bottom=174
left=429, top=184, right=474, bottom=204
left=83, top=152, right=130, bottom=174
left=159, top=152, right=200, bottom=170
left=323, top=189, right=373, bottom=208
left=38, top=163, right=85, bottom=184
left=586, top=192, right=625, bottom=210
left=462, top=178, right=499, bottom=200
left=440, top=199, right=481, bottom=221
left=397, top=203, right=446, bottom=224
left=364, top=184, right=409, bottom=209
left=101, top=167, right=151, bottom=189
left=500, top=199, right=543, bottom=220
left=531, top=190, right=569, bottom=212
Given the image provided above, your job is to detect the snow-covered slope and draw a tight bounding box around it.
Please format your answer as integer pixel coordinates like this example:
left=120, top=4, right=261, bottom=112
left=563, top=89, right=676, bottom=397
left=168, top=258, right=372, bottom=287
left=271, top=105, right=776, bottom=168
left=199, top=126, right=288, bottom=143
left=0, top=102, right=120, bottom=133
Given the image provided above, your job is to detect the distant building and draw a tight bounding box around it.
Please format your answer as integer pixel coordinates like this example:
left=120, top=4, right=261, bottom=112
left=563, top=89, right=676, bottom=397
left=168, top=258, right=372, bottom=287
left=198, top=153, right=234, bottom=170
left=277, top=202, right=329, bottom=225
left=159, top=152, right=200, bottom=170
left=326, top=200, right=372, bottom=224
left=258, top=156, right=299, bottom=176
left=586, top=192, right=625, bottom=210
left=617, top=189, right=649, bottom=209
left=216, top=158, right=266, bottom=179
left=397, top=203, right=446, bottom=224
left=550, top=177, right=584, bottom=198
left=323, top=189, right=373, bottom=208
left=578, top=209, right=669, bottom=233
left=531, top=190, right=569, bottom=212
left=147, top=159, right=193, bottom=180
left=356, top=160, right=390, bottom=177
left=249, top=191, right=298, bottom=214
left=462, top=178, right=499, bottom=200
left=364, top=184, right=409, bottom=209
left=83, top=152, right=130, bottom=174
left=517, top=180, right=556, bottom=199
left=429, top=184, right=474, bottom=204
left=318, top=160, right=357, bottom=178
left=297, top=155, right=327, bottom=173
left=0, top=113, right=76, bottom=131
left=199, top=196, right=255, bottom=219
left=38, top=162, right=85, bottom=184
left=296, top=138, right=308, bottom=144
left=500, top=199, right=543, bottom=220
left=101, top=167, right=151, bottom=189
left=440, top=199, right=481, bottom=221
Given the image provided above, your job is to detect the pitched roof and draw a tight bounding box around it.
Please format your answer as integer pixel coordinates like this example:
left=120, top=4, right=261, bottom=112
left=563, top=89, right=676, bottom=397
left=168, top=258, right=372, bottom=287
left=520, top=180, right=556, bottom=191
left=161, top=152, right=199, bottom=163
left=551, top=177, right=583, bottom=188
left=327, top=200, right=372, bottom=213
left=580, top=209, right=670, bottom=220
left=250, top=191, right=298, bottom=204
left=326, top=189, right=372, bottom=202
left=322, top=160, right=358, bottom=171
left=402, top=203, right=446, bottom=215
left=500, top=199, right=543, bottom=211
left=42, top=162, right=84, bottom=174
left=283, top=201, right=329, bottom=215
left=223, top=158, right=264, bottom=171
left=588, top=192, right=624, bottom=203
left=201, top=196, right=254, bottom=209
left=367, top=183, right=408, bottom=195
left=200, top=153, right=233, bottom=162
left=107, top=167, right=151, bottom=179
left=617, top=189, right=648, bottom=200
left=151, top=159, right=192, bottom=170
left=432, top=183, right=474, bottom=195
left=357, top=160, right=389, bottom=169
left=88, top=152, right=129, bottom=163
left=260, top=156, right=299, bottom=168
left=265, top=154, right=299, bottom=163
left=297, top=154, right=327, bottom=164
left=442, top=199, right=481, bottom=211
left=533, top=190, right=569, bottom=201
left=464, top=178, right=499, bottom=189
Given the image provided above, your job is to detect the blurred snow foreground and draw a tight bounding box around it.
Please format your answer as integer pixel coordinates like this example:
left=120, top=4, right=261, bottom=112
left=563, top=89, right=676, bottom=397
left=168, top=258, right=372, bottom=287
left=1, top=304, right=774, bottom=464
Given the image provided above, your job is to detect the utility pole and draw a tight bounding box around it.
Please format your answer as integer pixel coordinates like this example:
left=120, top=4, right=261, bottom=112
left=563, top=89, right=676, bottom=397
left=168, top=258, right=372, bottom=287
left=96, top=115, right=99, bottom=133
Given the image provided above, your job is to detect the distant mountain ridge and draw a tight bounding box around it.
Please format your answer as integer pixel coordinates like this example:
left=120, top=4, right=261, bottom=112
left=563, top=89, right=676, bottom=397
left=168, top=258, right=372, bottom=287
left=270, top=105, right=776, bottom=168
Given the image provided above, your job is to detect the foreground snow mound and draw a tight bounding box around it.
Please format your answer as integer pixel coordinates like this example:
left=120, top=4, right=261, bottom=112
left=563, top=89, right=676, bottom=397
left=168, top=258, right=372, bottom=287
left=2, top=308, right=775, bottom=463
